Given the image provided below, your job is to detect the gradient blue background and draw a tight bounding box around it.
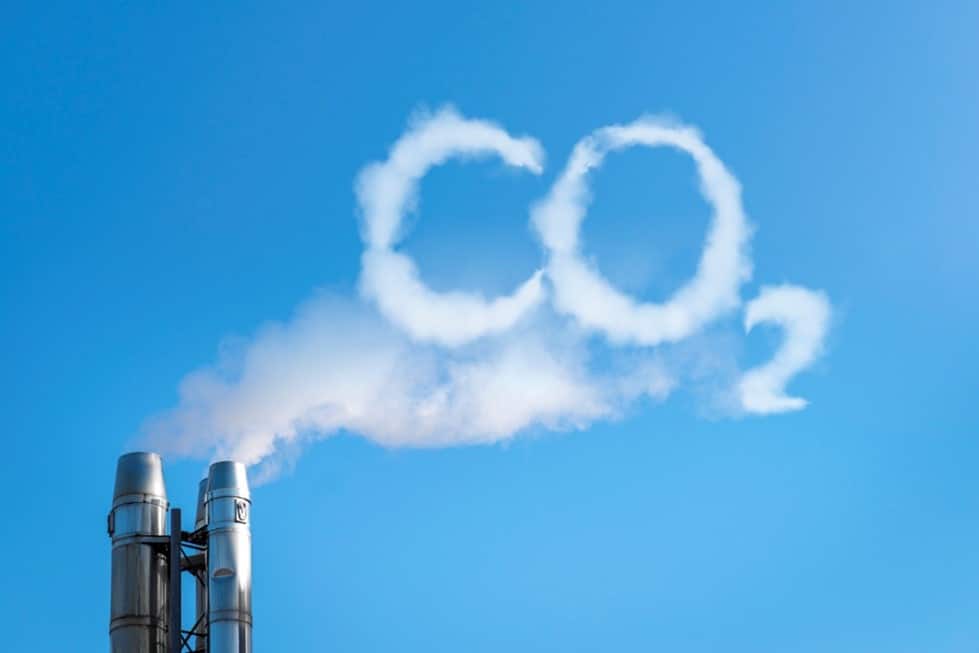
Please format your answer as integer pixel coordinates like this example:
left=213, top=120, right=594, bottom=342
left=2, top=2, right=978, bottom=650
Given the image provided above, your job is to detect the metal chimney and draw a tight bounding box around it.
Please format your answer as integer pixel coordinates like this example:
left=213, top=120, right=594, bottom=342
left=108, top=454, right=253, bottom=652
left=108, top=452, right=170, bottom=653
left=206, top=461, right=253, bottom=653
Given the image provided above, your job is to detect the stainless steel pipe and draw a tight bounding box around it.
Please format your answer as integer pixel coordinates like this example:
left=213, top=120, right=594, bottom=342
left=108, top=452, right=169, bottom=653
left=206, top=461, right=252, bottom=653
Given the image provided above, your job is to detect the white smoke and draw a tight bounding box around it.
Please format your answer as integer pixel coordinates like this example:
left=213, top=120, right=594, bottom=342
left=357, top=108, right=546, bottom=347
left=738, top=285, right=832, bottom=414
left=141, top=295, right=673, bottom=469
left=531, top=118, right=752, bottom=345
left=141, top=107, right=832, bottom=476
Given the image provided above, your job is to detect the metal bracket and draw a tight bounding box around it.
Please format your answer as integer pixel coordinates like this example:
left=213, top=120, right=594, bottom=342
left=167, top=507, right=210, bottom=653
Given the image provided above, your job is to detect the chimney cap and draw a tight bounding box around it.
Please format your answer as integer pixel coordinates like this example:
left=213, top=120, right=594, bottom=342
left=113, top=451, right=167, bottom=505
left=207, top=460, right=250, bottom=501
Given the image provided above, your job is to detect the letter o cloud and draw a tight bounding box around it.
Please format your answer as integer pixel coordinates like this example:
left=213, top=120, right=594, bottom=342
left=356, top=107, right=546, bottom=347
left=532, top=119, right=753, bottom=346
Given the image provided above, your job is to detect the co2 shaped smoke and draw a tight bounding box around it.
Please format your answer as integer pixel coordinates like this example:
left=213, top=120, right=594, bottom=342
left=356, top=108, right=830, bottom=414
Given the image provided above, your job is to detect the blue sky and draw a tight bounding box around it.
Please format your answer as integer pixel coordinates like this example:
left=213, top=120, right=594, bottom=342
left=2, top=2, right=978, bottom=650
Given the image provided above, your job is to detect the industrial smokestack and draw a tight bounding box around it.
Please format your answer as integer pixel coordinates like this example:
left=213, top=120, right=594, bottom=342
left=206, top=461, right=253, bottom=653
left=108, top=452, right=170, bottom=653
left=108, top=454, right=253, bottom=652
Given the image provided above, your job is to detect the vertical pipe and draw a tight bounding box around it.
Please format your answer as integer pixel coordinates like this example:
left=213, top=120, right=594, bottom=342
left=194, top=478, right=209, bottom=652
left=206, top=461, right=252, bottom=653
left=169, top=508, right=183, bottom=653
left=109, top=452, right=169, bottom=653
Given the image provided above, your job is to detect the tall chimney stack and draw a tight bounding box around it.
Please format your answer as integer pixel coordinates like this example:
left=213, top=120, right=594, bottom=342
left=206, top=461, right=253, bottom=653
left=108, top=452, right=170, bottom=652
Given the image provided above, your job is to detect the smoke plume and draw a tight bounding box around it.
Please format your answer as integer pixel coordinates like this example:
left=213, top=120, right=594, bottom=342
left=141, top=107, right=831, bottom=477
